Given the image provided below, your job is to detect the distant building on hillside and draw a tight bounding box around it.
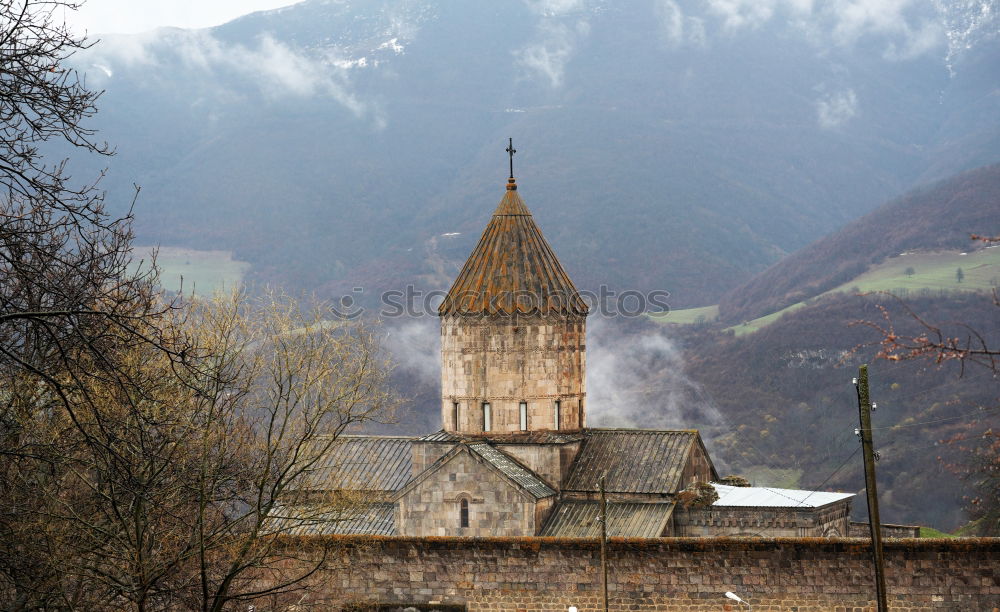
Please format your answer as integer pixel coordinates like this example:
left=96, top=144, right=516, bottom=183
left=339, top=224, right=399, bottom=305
left=277, top=158, right=855, bottom=539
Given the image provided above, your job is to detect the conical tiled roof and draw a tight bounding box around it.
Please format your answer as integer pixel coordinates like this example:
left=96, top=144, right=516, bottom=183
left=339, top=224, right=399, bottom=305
left=439, top=178, right=588, bottom=316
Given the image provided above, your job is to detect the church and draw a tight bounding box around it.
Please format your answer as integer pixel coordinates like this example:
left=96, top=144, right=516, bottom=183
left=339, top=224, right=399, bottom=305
left=278, top=153, right=854, bottom=539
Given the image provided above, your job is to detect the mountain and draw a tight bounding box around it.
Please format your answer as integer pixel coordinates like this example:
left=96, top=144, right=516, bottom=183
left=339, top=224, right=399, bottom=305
left=65, top=0, right=1000, bottom=308
left=718, top=163, right=1000, bottom=322
left=681, top=291, right=998, bottom=531
left=669, top=163, right=1000, bottom=530
left=55, top=0, right=1000, bottom=530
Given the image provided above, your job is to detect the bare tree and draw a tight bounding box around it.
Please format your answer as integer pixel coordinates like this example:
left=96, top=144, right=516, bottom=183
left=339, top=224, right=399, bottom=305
left=16, top=291, right=397, bottom=611
left=180, top=290, right=397, bottom=612
left=856, top=290, right=999, bottom=376
left=0, top=2, right=191, bottom=607
left=1, top=3, right=398, bottom=609
left=0, top=0, right=110, bottom=204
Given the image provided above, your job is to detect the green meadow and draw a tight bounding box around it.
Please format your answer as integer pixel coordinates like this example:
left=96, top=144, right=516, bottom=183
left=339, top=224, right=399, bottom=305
left=657, top=248, right=1000, bottom=336
left=132, top=246, right=251, bottom=296
left=649, top=304, right=719, bottom=324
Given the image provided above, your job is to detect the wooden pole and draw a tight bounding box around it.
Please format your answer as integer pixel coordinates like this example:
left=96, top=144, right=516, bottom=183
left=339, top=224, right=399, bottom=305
left=599, top=475, right=609, bottom=612
left=856, top=365, right=888, bottom=612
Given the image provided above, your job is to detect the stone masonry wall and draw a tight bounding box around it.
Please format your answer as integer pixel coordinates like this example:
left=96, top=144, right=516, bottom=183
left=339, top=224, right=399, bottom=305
left=674, top=500, right=851, bottom=538
left=411, top=441, right=456, bottom=479
left=441, top=314, right=586, bottom=434
left=495, top=442, right=579, bottom=488
left=396, top=451, right=550, bottom=537
left=850, top=521, right=922, bottom=538
left=296, top=535, right=1000, bottom=611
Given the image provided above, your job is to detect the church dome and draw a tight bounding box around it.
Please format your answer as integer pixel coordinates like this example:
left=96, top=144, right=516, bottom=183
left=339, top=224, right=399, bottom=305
left=438, top=177, right=588, bottom=316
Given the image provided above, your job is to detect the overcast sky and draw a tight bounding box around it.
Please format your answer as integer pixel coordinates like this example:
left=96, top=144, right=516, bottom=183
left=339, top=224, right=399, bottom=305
left=68, top=0, right=299, bottom=35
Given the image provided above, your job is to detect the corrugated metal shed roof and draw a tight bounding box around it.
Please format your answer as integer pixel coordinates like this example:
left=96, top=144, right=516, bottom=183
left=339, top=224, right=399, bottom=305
left=562, top=430, right=698, bottom=494
left=540, top=501, right=675, bottom=538
left=467, top=442, right=556, bottom=499
left=267, top=502, right=395, bottom=536
left=712, top=484, right=854, bottom=508
left=416, top=430, right=583, bottom=444
left=438, top=179, right=588, bottom=316
left=298, top=435, right=412, bottom=492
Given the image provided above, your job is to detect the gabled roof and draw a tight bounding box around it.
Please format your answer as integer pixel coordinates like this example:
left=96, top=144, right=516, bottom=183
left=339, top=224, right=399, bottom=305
left=562, top=429, right=716, bottom=495
left=395, top=442, right=556, bottom=501
left=267, top=502, right=395, bottom=536
left=540, top=500, right=675, bottom=538
left=297, top=435, right=412, bottom=493
left=438, top=178, right=588, bottom=316
left=711, top=484, right=854, bottom=508
left=466, top=442, right=557, bottom=498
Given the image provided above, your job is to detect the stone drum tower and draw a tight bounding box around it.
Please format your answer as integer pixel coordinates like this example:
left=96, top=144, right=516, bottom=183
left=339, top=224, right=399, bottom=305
left=438, top=149, right=588, bottom=434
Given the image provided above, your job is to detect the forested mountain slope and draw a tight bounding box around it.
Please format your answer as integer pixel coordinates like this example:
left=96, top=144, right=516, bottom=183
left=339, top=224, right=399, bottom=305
left=719, top=164, right=1000, bottom=322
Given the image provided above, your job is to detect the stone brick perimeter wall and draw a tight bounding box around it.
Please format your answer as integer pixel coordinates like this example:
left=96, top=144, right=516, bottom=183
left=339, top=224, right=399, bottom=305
left=301, top=535, right=1000, bottom=611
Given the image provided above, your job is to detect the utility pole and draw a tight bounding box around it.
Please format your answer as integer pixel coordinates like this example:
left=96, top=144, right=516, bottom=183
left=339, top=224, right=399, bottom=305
left=856, top=364, right=888, bottom=612
left=599, top=475, right=609, bottom=612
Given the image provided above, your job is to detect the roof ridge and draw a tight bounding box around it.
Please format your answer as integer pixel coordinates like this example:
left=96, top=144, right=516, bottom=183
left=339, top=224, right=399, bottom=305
left=584, top=428, right=699, bottom=434
left=331, top=435, right=415, bottom=440
left=394, top=442, right=556, bottom=502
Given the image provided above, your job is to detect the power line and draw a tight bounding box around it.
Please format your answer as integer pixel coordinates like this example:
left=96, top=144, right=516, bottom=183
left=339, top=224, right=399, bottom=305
left=869, top=404, right=1000, bottom=430
left=737, top=445, right=862, bottom=538
left=884, top=431, right=989, bottom=454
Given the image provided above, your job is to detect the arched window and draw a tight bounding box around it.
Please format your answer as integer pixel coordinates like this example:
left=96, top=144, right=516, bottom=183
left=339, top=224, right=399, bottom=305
left=482, top=402, right=491, bottom=432
left=553, top=400, right=561, bottom=430
left=519, top=401, right=528, bottom=431
left=459, top=498, right=469, bottom=528
left=452, top=401, right=459, bottom=430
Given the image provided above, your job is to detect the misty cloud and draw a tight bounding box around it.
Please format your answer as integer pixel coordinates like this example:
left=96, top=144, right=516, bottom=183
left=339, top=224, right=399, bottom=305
left=383, top=318, right=439, bottom=384
left=524, top=0, right=587, bottom=17
left=702, top=0, right=950, bottom=61
left=518, top=19, right=590, bottom=88
left=815, top=88, right=858, bottom=129
left=84, top=29, right=368, bottom=117
left=518, top=0, right=591, bottom=88
left=657, top=0, right=708, bottom=47
left=828, top=0, right=945, bottom=59
left=586, top=318, right=725, bottom=435
left=706, top=0, right=807, bottom=31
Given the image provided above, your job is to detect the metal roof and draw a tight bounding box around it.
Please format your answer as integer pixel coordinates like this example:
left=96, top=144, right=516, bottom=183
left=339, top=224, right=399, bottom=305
left=297, top=435, right=412, bottom=492
left=466, top=442, right=557, bottom=499
left=712, top=484, right=854, bottom=508
left=414, top=430, right=467, bottom=443
left=562, top=430, right=699, bottom=494
left=267, top=502, right=395, bottom=536
left=416, top=430, right=584, bottom=444
left=540, top=500, right=675, bottom=538
left=438, top=178, right=588, bottom=316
